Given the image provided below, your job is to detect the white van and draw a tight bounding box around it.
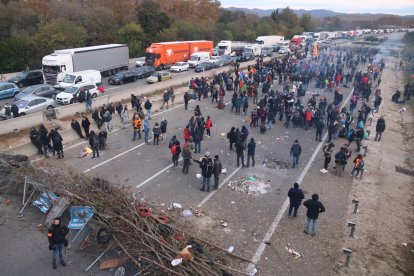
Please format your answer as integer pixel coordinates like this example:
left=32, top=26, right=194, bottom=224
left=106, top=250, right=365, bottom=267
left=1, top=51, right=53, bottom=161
left=187, top=52, right=211, bottom=68
left=54, top=70, right=102, bottom=90
left=244, top=44, right=261, bottom=56
left=278, top=40, right=290, bottom=47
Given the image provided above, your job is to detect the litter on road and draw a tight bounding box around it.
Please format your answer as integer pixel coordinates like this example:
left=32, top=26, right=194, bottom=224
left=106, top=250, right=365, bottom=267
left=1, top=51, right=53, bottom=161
left=228, top=176, right=270, bottom=195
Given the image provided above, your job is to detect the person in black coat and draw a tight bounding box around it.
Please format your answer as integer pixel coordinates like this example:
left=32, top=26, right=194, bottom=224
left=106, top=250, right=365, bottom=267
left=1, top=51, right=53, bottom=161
left=246, top=137, right=256, bottom=167
left=287, top=183, right=305, bottom=218
left=71, top=119, right=84, bottom=139
left=236, top=139, right=245, bottom=168
left=193, top=152, right=213, bottom=192
left=303, top=193, right=325, bottom=236
left=375, top=116, right=385, bottom=142
left=39, top=124, right=50, bottom=158
left=29, top=127, right=43, bottom=154
left=81, top=115, right=91, bottom=139
left=48, top=217, right=69, bottom=269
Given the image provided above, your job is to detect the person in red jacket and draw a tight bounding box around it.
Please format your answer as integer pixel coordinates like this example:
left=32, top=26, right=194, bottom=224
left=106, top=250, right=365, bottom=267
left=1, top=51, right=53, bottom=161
left=183, top=125, right=191, bottom=142
left=205, top=116, right=212, bottom=137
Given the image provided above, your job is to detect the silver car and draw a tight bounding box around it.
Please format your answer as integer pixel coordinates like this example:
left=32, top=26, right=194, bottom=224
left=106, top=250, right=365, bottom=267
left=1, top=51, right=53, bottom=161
left=0, top=95, right=56, bottom=118
left=14, top=84, right=57, bottom=101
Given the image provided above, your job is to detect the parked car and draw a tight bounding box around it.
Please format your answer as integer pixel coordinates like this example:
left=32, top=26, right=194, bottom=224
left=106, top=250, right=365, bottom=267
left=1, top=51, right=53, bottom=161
left=0, top=82, right=20, bottom=99
left=170, top=62, right=189, bottom=72
left=269, top=45, right=280, bottom=52
left=14, top=84, right=57, bottom=101
left=220, top=54, right=238, bottom=64
left=135, top=57, right=146, bottom=67
left=236, top=52, right=255, bottom=62
left=0, top=95, right=56, bottom=118
left=194, top=62, right=214, bottom=72
left=108, top=70, right=137, bottom=85
left=260, top=47, right=273, bottom=57
left=134, top=66, right=156, bottom=79
left=214, top=59, right=227, bottom=68
left=146, top=72, right=172, bottom=84
left=209, top=56, right=221, bottom=66
left=8, top=70, right=44, bottom=88
left=56, top=83, right=99, bottom=105
left=278, top=46, right=291, bottom=54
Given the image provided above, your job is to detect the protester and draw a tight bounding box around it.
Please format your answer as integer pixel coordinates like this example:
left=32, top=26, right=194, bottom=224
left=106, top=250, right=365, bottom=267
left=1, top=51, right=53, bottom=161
left=152, top=122, right=161, bottom=145
left=375, top=116, right=386, bottom=142
left=144, top=98, right=152, bottom=119
left=89, top=130, right=100, bottom=158
left=160, top=118, right=168, bottom=143
left=182, top=143, right=192, bottom=174
left=350, top=154, right=365, bottom=178
left=287, top=183, right=305, bottom=218
left=246, top=138, right=256, bottom=167
left=71, top=119, right=84, bottom=139
left=81, top=115, right=91, bottom=139
left=193, top=152, right=213, bottom=192
left=171, top=141, right=181, bottom=167
left=290, top=140, right=302, bottom=169
left=47, top=217, right=69, bottom=269
left=212, top=155, right=222, bottom=190
left=132, top=114, right=142, bottom=141
left=323, top=142, right=335, bottom=170
left=303, top=194, right=325, bottom=236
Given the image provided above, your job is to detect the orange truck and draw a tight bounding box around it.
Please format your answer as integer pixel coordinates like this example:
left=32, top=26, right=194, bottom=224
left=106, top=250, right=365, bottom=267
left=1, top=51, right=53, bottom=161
left=145, top=40, right=213, bottom=70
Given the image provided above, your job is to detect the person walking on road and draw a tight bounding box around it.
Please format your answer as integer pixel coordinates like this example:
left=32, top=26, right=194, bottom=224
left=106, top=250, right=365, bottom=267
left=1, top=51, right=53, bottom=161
left=184, top=92, right=190, bottom=110
left=48, top=217, right=69, bottom=270
left=50, top=128, right=64, bottom=159
left=102, top=110, right=113, bottom=133
left=193, top=126, right=202, bottom=153
left=205, top=116, right=212, bottom=137
left=212, top=155, right=223, bottom=190
left=303, top=193, right=325, bottom=236
left=171, top=141, right=181, bottom=167
left=375, top=116, right=386, bottom=142
left=290, top=140, right=302, bottom=168
left=81, top=115, right=90, bottom=139
left=121, top=105, right=129, bottom=126
left=193, top=152, right=213, bottom=192
left=161, top=90, right=170, bottom=110
left=227, top=127, right=236, bottom=150
left=39, top=124, right=50, bottom=158
left=288, top=183, right=305, bottom=218
left=144, top=98, right=152, bottom=119
left=182, top=143, right=192, bottom=174
left=160, top=118, right=168, bottom=143
left=350, top=154, right=365, bottom=178
left=247, top=138, right=256, bottom=167
left=236, top=138, right=245, bottom=168
left=71, top=119, right=84, bottom=139
left=143, top=117, right=150, bottom=144
left=323, top=142, right=334, bottom=170
left=334, top=146, right=348, bottom=176
left=85, top=90, right=93, bottom=112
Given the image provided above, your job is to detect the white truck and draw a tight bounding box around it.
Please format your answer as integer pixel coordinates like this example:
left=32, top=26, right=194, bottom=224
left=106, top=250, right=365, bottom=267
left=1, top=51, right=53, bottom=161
left=42, top=44, right=129, bottom=84
left=255, top=36, right=284, bottom=47
left=187, top=52, right=211, bottom=68
left=54, top=70, right=102, bottom=91
left=216, top=40, right=250, bottom=56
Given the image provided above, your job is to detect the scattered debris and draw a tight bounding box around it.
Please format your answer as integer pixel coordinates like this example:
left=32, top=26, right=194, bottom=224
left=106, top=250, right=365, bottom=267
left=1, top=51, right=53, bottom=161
left=285, top=245, right=302, bottom=259
left=171, top=258, right=183, bottom=267
left=221, top=220, right=228, bottom=227
left=227, top=246, right=234, bottom=253
left=320, top=169, right=329, bottom=174
left=99, top=257, right=130, bottom=270
left=228, top=176, right=270, bottom=195
left=264, top=159, right=290, bottom=169
left=402, top=242, right=408, bottom=247
left=182, top=210, right=192, bottom=217
left=172, top=203, right=182, bottom=209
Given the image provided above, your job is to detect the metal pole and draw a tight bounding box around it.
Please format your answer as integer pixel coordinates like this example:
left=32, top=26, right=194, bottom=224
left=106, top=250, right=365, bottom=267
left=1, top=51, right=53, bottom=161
left=84, top=246, right=110, bottom=272
left=345, top=254, right=351, bottom=267
left=19, top=186, right=38, bottom=215
left=350, top=226, right=355, bottom=237
left=352, top=199, right=359, bottom=214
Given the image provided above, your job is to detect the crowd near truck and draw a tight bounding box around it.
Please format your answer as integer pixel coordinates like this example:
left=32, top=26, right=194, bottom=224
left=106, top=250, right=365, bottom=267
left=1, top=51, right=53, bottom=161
left=42, top=44, right=129, bottom=84
left=145, top=40, right=213, bottom=70
left=254, top=36, right=284, bottom=47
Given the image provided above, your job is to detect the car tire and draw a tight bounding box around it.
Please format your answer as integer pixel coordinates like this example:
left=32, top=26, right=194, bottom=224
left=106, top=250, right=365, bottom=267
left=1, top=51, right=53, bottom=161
left=18, top=82, right=24, bottom=88
left=92, top=93, right=97, bottom=98
left=69, top=99, right=74, bottom=104
left=46, top=105, right=54, bottom=110
left=19, top=112, right=26, bottom=116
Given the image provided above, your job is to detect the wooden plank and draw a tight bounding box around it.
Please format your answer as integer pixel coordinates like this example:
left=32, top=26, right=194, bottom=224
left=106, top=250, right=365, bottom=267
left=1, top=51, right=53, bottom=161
left=99, top=257, right=130, bottom=270
left=44, top=196, right=71, bottom=226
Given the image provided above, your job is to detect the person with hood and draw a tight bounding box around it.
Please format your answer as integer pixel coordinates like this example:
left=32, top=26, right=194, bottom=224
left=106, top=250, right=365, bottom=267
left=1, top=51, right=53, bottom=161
left=92, top=108, right=102, bottom=129
left=290, top=140, right=302, bottom=168
left=85, top=89, right=93, bottom=112
left=236, top=137, right=245, bottom=168
left=375, top=116, right=386, bottom=142
left=144, top=98, right=152, bottom=119
left=350, top=154, right=365, bottom=178
left=121, top=105, right=129, bottom=126
left=182, top=143, right=192, bottom=174
left=152, top=122, right=161, bottom=145
left=71, top=119, right=84, bottom=139
left=192, top=126, right=202, bottom=153
left=132, top=113, right=142, bottom=141
left=241, top=125, right=249, bottom=148
left=183, top=125, right=191, bottom=142
left=323, top=142, right=335, bottom=170
left=193, top=151, right=213, bottom=192
left=212, top=155, right=223, bottom=190
left=171, top=140, right=181, bottom=167
left=247, top=137, right=256, bottom=167
left=29, top=127, right=43, bottom=154
left=143, top=117, right=150, bottom=144
left=334, top=146, right=348, bottom=176
left=287, top=183, right=305, bottom=218
left=227, top=127, right=236, bottom=150
left=50, top=128, right=64, bottom=159
left=48, top=217, right=69, bottom=269
left=160, top=118, right=168, bottom=143
left=161, top=90, right=170, bottom=109
left=102, top=109, right=113, bottom=133
left=303, top=193, right=325, bottom=236
left=39, top=124, right=50, bottom=158
left=81, top=115, right=91, bottom=139
left=89, top=130, right=100, bottom=158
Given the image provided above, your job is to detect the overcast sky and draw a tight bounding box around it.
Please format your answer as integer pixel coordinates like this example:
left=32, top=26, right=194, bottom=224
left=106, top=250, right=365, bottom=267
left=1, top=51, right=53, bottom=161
left=219, top=0, right=414, bottom=15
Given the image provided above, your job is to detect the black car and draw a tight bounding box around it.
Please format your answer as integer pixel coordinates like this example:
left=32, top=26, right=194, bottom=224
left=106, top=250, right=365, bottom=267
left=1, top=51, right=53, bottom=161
left=195, top=62, right=214, bottom=73
left=260, top=47, right=273, bottom=57
left=134, top=66, right=156, bottom=79
left=8, top=70, right=44, bottom=88
left=236, top=52, right=255, bottom=62
left=108, top=71, right=137, bottom=85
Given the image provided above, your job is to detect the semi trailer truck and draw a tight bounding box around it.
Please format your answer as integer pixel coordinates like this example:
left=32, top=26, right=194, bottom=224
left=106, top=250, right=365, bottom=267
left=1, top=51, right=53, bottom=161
left=42, top=44, right=129, bottom=84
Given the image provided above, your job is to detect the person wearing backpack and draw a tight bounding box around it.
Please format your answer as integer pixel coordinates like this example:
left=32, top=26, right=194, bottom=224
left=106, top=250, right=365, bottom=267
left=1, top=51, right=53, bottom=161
left=184, top=92, right=190, bottom=110
left=323, top=142, right=334, bottom=170
left=152, top=122, right=161, bottom=145
left=334, top=147, right=347, bottom=176
left=143, top=117, right=150, bottom=144
left=102, top=110, right=113, bottom=133
left=247, top=138, right=256, bottom=167
left=350, top=154, right=364, bottom=178
left=161, top=90, right=170, bottom=110
left=182, top=143, right=192, bottom=174
left=160, top=118, right=168, bottom=143
left=205, top=116, right=212, bottom=137
left=290, top=140, right=302, bottom=169
left=212, top=155, right=222, bottom=190
left=144, top=98, right=152, bottom=119
left=171, top=141, right=181, bottom=167
left=193, top=152, right=213, bottom=192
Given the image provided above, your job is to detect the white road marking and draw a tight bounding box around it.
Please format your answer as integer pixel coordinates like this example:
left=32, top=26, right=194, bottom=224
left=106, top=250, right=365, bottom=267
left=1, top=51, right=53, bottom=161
left=197, top=166, right=241, bottom=207
left=135, top=158, right=183, bottom=189
left=84, top=142, right=145, bottom=173
left=246, top=88, right=355, bottom=272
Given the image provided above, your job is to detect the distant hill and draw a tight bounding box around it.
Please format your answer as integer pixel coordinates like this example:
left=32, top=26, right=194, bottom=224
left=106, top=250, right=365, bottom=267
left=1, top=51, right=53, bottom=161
left=225, top=7, right=413, bottom=19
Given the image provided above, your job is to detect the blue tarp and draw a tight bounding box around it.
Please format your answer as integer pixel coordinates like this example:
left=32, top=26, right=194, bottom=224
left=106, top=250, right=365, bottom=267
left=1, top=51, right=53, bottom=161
left=32, top=191, right=59, bottom=213
left=68, top=206, right=94, bottom=230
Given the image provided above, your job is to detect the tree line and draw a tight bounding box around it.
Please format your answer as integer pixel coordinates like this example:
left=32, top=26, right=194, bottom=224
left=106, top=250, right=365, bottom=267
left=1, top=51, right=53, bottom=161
left=0, top=0, right=410, bottom=73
